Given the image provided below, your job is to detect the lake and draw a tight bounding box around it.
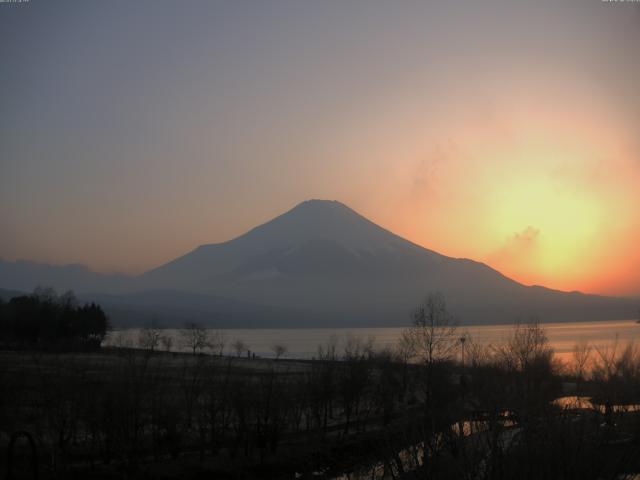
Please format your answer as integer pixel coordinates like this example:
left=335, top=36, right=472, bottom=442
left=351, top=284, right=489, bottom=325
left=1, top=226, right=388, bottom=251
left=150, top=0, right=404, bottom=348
left=105, top=319, right=640, bottom=364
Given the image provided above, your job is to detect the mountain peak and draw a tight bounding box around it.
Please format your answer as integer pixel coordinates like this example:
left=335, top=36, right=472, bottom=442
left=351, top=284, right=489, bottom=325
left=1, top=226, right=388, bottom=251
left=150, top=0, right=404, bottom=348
left=145, top=199, right=422, bottom=282
left=293, top=198, right=349, bottom=209
left=286, top=199, right=355, bottom=217
left=240, top=199, right=399, bottom=252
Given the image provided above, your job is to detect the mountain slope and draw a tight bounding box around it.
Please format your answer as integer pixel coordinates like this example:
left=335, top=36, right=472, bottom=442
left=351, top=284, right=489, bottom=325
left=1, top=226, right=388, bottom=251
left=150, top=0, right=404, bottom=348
left=1, top=200, right=635, bottom=326
left=139, top=200, right=636, bottom=325
left=143, top=200, right=445, bottom=286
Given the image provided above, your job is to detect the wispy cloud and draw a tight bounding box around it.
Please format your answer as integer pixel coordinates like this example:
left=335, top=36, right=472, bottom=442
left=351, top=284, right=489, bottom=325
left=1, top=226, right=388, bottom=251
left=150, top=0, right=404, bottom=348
left=487, top=226, right=541, bottom=272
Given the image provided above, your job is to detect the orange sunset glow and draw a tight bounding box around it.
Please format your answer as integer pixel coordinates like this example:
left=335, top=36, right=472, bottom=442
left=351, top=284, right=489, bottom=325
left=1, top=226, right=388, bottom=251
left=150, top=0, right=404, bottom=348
left=1, top=1, right=639, bottom=298
left=321, top=83, right=640, bottom=297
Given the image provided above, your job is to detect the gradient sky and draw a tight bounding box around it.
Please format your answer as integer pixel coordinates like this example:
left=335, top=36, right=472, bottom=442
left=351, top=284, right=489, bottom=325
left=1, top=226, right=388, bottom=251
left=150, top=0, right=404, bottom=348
left=1, top=0, right=639, bottom=296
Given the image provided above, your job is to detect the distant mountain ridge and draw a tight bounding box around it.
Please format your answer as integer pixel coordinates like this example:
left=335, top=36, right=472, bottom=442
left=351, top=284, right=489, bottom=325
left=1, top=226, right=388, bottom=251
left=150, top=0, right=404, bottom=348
left=1, top=200, right=636, bottom=326
left=0, top=259, right=132, bottom=295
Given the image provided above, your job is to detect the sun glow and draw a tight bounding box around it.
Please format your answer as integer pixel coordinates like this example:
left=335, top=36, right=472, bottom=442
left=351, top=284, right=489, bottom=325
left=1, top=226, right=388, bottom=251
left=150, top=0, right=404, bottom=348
left=488, top=173, right=605, bottom=280
left=419, top=130, right=631, bottom=293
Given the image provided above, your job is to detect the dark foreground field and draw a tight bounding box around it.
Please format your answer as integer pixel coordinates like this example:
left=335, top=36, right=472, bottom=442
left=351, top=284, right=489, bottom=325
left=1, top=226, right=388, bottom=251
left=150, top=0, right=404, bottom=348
left=1, top=347, right=425, bottom=480
left=1, top=325, right=640, bottom=479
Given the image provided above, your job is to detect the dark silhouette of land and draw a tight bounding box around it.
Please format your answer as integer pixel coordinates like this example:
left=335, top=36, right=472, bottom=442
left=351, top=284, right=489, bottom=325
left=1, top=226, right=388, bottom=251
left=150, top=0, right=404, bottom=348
left=1, top=291, right=639, bottom=479
left=0, top=287, right=109, bottom=351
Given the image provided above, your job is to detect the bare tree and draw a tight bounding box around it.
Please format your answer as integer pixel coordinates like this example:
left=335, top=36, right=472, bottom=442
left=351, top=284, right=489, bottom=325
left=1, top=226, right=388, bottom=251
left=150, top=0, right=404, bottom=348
left=138, top=324, right=161, bottom=352
left=395, top=333, right=414, bottom=400
left=463, top=335, right=490, bottom=368
left=401, top=292, right=458, bottom=365
left=343, top=334, right=375, bottom=361
left=271, top=343, right=288, bottom=360
left=317, top=335, right=338, bottom=361
left=492, top=321, right=559, bottom=420
left=33, top=285, right=58, bottom=303
left=339, top=335, right=374, bottom=433
left=400, top=292, right=458, bottom=465
left=572, top=340, right=592, bottom=395
left=160, top=335, right=173, bottom=352
left=113, top=330, right=132, bottom=349
left=208, top=330, right=226, bottom=356
left=592, top=340, right=640, bottom=413
left=232, top=339, right=246, bottom=358
left=58, top=290, right=78, bottom=309
left=180, top=322, right=209, bottom=355
left=494, top=320, right=553, bottom=372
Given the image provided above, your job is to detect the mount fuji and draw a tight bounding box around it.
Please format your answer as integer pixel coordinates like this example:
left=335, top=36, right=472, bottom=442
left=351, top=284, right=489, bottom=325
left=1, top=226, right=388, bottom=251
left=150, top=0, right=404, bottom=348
left=0, top=200, right=635, bottom=326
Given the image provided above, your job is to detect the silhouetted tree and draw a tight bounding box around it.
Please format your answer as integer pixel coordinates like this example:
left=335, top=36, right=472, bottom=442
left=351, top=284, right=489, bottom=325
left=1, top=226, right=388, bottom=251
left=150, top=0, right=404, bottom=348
left=208, top=330, right=226, bottom=356
left=572, top=340, right=592, bottom=396
left=180, top=322, right=209, bottom=355
left=232, top=339, right=246, bottom=357
left=138, top=323, right=161, bottom=352
left=272, top=343, right=288, bottom=360
left=160, top=334, right=173, bottom=352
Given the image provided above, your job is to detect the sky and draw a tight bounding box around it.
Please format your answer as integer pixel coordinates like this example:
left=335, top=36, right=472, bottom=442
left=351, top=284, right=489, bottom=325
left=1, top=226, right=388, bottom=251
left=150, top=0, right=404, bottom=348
left=1, top=0, right=639, bottom=296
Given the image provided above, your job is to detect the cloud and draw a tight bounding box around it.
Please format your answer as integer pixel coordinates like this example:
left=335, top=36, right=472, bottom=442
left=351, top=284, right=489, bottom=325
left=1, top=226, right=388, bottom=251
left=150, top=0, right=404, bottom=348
left=487, top=226, right=541, bottom=268
left=410, top=145, right=456, bottom=202
left=512, top=226, right=540, bottom=245
left=411, top=158, right=440, bottom=200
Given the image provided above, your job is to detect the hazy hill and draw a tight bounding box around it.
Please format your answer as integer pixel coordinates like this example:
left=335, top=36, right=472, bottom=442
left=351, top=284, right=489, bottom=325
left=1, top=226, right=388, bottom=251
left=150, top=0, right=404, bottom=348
left=0, top=260, right=131, bottom=295
left=0, top=287, right=27, bottom=302
left=1, top=200, right=636, bottom=326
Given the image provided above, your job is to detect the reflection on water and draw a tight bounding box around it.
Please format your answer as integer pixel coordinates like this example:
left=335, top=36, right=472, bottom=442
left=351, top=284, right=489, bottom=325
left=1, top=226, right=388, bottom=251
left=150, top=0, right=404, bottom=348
left=451, top=413, right=516, bottom=437
left=332, top=441, right=425, bottom=480
left=333, top=398, right=640, bottom=480
left=553, top=396, right=593, bottom=410
left=333, top=415, right=520, bottom=480
left=105, top=319, right=639, bottom=362
left=554, top=396, right=640, bottom=413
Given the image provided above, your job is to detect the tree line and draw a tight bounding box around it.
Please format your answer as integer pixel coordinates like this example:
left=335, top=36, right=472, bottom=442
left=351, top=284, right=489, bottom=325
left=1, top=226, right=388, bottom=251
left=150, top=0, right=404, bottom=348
left=0, top=287, right=110, bottom=350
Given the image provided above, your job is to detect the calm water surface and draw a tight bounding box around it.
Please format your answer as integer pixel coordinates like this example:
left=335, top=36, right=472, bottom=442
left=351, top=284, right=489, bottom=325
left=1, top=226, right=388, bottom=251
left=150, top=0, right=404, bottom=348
left=106, top=319, right=640, bottom=363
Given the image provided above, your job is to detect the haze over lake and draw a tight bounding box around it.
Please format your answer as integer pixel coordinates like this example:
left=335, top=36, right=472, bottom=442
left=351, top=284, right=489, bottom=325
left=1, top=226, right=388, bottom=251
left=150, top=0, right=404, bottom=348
left=106, top=319, right=639, bottom=364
